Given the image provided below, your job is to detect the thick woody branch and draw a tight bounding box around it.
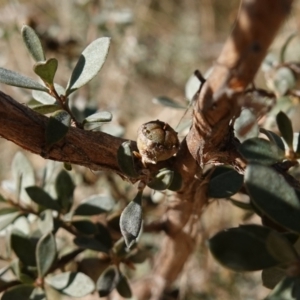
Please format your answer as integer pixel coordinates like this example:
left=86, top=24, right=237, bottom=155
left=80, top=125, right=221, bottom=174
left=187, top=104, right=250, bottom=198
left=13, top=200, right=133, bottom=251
left=187, top=0, right=293, bottom=165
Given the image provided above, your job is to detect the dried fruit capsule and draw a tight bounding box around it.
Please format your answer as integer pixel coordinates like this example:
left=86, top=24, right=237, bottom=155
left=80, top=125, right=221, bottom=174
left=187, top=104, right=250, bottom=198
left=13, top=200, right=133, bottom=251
left=137, top=120, right=179, bottom=164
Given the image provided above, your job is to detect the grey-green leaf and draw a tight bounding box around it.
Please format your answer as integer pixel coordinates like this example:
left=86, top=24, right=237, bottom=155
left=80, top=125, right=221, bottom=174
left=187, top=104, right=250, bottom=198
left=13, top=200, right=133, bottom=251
left=239, top=137, right=285, bottom=165
left=208, top=168, right=243, bottom=198
left=245, top=164, right=300, bottom=233
left=11, top=229, right=36, bottom=266
left=83, top=111, right=112, bottom=124
left=152, top=96, right=186, bottom=109
left=120, top=191, right=143, bottom=248
left=2, top=284, right=35, bottom=300
left=73, top=236, right=110, bottom=253
left=266, top=231, right=298, bottom=263
left=31, top=104, right=61, bottom=115
left=276, top=111, right=294, bottom=150
left=32, top=84, right=65, bottom=104
left=97, top=266, right=118, bottom=297
left=21, top=25, right=45, bottom=62
left=65, top=37, right=111, bottom=96
left=260, top=128, right=286, bottom=151
left=34, top=58, right=58, bottom=86
left=0, top=211, right=20, bottom=231
left=26, top=186, right=61, bottom=211
left=0, top=68, right=47, bottom=91
left=46, top=271, right=95, bottom=297
left=55, top=170, right=75, bottom=212
left=45, top=113, right=69, bottom=147
left=147, top=169, right=174, bottom=191
left=117, top=141, right=138, bottom=178
left=208, top=225, right=279, bottom=271
left=74, top=194, right=114, bottom=216
left=116, top=273, right=132, bottom=298
left=36, top=232, right=56, bottom=278
left=273, top=67, right=296, bottom=96
left=72, top=220, right=97, bottom=235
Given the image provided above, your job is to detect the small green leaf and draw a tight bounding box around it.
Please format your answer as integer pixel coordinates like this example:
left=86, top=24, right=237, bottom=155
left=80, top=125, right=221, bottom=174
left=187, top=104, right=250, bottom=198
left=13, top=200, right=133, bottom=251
left=245, top=164, right=300, bottom=233
left=12, top=152, right=35, bottom=205
left=45, top=113, right=69, bottom=147
left=265, top=276, right=295, bottom=300
left=262, top=267, right=286, bottom=289
left=116, top=273, right=132, bottom=298
left=32, top=104, right=61, bottom=115
left=276, top=111, right=294, bottom=150
left=2, top=284, right=35, bottom=300
left=32, top=84, right=65, bottom=104
left=55, top=170, right=75, bottom=212
left=152, top=96, right=186, bottom=109
left=46, top=271, right=95, bottom=297
left=239, top=137, right=285, bottom=165
left=273, top=67, right=296, bottom=96
left=260, top=128, right=286, bottom=151
left=21, top=25, right=45, bottom=62
left=72, top=220, right=97, bottom=235
left=34, top=58, right=58, bottom=86
left=117, top=141, right=138, bottom=178
left=167, top=170, right=182, bottom=191
left=0, top=207, right=19, bottom=215
left=63, top=162, right=72, bottom=171
left=11, top=229, right=36, bottom=266
left=266, top=231, right=298, bottom=263
left=65, top=37, right=111, bottom=96
left=208, top=225, right=279, bottom=271
left=147, top=169, right=174, bottom=191
left=120, top=191, right=143, bottom=248
left=74, top=236, right=110, bottom=253
left=0, top=68, right=47, bottom=91
left=36, top=232, right=56, bottom=278
left=0, top=211, right=20, bottom=231
left=97, top=266, right=118, bottom=297
left=74, top=194, right=114, bottom=216
left=208, top=167, right=243, bottom=198
left=38, top=210, right=54, bottom=235
left=83, top=111, right=112, bottom=125
left=26, top=186, right=61, bottom=211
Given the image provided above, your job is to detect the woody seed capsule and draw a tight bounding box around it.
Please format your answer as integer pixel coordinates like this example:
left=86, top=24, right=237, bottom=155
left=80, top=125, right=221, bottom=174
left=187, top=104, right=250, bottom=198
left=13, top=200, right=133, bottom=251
left=137, top=120, right=180, bottom=164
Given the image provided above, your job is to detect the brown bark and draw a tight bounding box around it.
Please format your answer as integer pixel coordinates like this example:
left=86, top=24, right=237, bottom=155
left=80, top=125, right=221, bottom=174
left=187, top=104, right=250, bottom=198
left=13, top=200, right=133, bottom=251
left=0, top=0, right=294, bottom=299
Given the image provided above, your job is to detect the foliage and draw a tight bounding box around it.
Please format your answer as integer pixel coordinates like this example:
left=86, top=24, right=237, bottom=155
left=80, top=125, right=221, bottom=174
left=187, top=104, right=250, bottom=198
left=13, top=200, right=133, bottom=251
left=1, top=7, right=300, bottom=300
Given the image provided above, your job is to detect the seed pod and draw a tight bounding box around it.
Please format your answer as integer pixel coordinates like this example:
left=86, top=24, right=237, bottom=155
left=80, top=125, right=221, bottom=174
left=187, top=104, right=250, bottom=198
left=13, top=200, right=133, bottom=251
left=137, top=120, right=179, bottom=164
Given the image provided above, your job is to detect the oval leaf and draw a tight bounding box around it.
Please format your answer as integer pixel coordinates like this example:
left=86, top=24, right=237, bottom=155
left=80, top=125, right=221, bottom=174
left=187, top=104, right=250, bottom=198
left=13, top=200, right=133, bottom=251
left=0, top=211, right=20, bottom=231
left=45, top=113, right=69, bottom=147
left=239, top=137, right=285, bottom=165
left=74, top=236, right=110, bottom=253
left=55, top=170, right=75, bottom=212
left=0, top=68, right=47, bottom=91
left=83, top=111, right=112, bottom=124
left=116, top=273, right=132, bottom=298
left=260, top=128, right=286, bottom=151
left=32, top=104, right=61, bottom=115
left=36, top=232, right=57, bottom=278
left=208, top=225, right=279, bottom=271
left=72, top=220, right=97, bottom=235
left=152, top=96, right=185, bottom=109
left=21, top=25, right=45, bottom=62
left=11, top=229, right=36, bottom=266
left=266, top=231, right=298, bottom=263
left=26, top=186, right=61, bottom=211
left=147, top=169, right=174, bottom=191
left=66, top=37, right=111, bottom=96
left=117, top=141, right=138, bottom=178
left=208, top=168, right=243, bottom=198
left=74, top=194, right=114, bottom=216
left=34, top=58, right=58, bottom=86
left=46, top=271, right=95, bottom=297
left=2, top=284, right=35, bottom=300
left=97, top=266, right=118, bottom=297
left=276, top=111, right=294, bottom=150
left=245, top=164, right=300, bottom=233
left=120, top=191, right=143, bottom=248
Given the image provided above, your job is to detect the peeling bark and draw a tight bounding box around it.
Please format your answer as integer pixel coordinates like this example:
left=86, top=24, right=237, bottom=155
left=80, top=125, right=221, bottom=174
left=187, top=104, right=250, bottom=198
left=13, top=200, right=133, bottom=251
left=0, top=0, right=294, bottom=299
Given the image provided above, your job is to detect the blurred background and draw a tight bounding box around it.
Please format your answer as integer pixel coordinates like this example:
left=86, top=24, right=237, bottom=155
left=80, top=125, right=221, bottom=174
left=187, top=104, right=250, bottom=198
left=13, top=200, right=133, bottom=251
left=0, top=0, right=300, bottom=299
